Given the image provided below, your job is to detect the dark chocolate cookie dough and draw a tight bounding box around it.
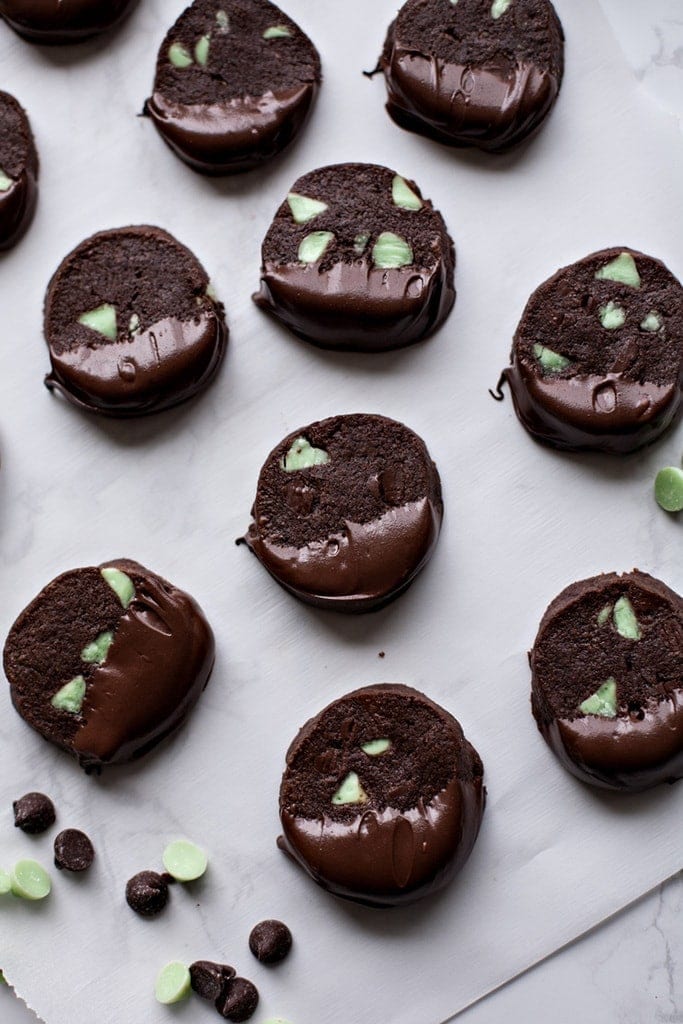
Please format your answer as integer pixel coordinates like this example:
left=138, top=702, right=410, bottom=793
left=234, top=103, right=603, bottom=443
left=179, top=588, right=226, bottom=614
left=43, top=225, right=227, bottom=417
left=504, top=248, right=683, bottom=452
left=243, top=414, right=443, bottom=612
left=530, top=571, right=683, bottom=791
left=4, top=560, right=215, bottom=771
left=145, top=0, right=321, bottom=174
left=379, top=0, right=564, bottom=153
left=279, top=684, right=485, bottom=906
left=253, top=163, right=455, bottom=352
left=0, top=91, right=37, bottom=250
left=0, top=0, right=137, bottom=43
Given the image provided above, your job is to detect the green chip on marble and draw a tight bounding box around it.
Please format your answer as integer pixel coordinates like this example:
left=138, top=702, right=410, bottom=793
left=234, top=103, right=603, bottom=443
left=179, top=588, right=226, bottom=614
left=78, top=303, right=117, bottom=341
left=51, top=675, right=86, bottom=714
left=361, top=738, right=391, bottom=756
left=640, top=312, right=662, bottom=332
left=332, top=771, right=369, bottom=806
left=371, top=231, right=413, bottom=269
left=298, top=231, right=334, bottom=264
left=281, top=437, right=330, bottom=472
left=579, top=678, right=617, bottom=718
left=533, top=343, right=570, bottom=373
left=81, top=631, right=114, bottom=665
left=613, top=595, right=641, bottom=640
left=287, top=192, right=328, bottom=224
left=155, top=961, right=191, bottom=1004
left=392, top=175, right=422, bottom=211
left=599, top=301, right=626, bottom=330
left=595, top=252, right=641, bottom=288
left=491, top=0, right=512, bottom=17
left=654, top=466, right=683, bottom=513
left=162, top=840, right=208, bottom=882
left=168, top=41, right=193, bottom=67
left=0, top=869, right=11, bottom=895
left=101, top=567, right=135, bottom=609
left=194, top=34, right=210, bottom=65
left=10, top=860, right=51, bottom=900
left=0, top=169, right=13, bottom=192
left=263, top=25, right=291, bottom=38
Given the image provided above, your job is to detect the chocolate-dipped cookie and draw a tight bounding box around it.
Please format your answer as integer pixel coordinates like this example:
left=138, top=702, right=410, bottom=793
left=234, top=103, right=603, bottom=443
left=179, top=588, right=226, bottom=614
left=503, top=248, right=683, bottom=453
left=530, top=571, right=683, bottom=791
left=3, top=560, right=215, bottom=771
left=253, top=163, right=455, bottom=352
left=379, top=0, right=564, bottom=153
left=43, top=226, right=227, bottom=417
left=243, top=414, right=443, bottom=612
left=0, top=0, right=137, bottom=43
left=0, top=91, right=37, bottom=250
left=278, top=684, right=485, bottom=906
left=144, top=0, right=321, bottom=175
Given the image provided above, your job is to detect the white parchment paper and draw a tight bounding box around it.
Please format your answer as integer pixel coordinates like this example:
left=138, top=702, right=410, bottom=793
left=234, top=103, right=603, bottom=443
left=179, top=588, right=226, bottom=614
left=0, top=0, right=682, bottom=1021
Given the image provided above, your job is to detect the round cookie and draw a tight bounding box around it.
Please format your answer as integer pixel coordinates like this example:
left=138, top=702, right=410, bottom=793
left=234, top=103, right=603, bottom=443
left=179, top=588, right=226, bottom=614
left=3, top=559, right=215, bottom=771
left=242, top=414, right=443, bottom=612
left=530, top=571, right=683, bottom=791
left=0, top=91, right=37, bottom=251
left=253, top=163, right=455, bottom=352
left=144, top=0, right=321, bottom=175
left=0, top=0, right=137, bottom=43
left=278, top=684, right=485, bottom=906
left=379, top=0, right=564, bottom=153
left=43, top=225, right=228, bottom=417
left=503, top=248, right=683, bottom=453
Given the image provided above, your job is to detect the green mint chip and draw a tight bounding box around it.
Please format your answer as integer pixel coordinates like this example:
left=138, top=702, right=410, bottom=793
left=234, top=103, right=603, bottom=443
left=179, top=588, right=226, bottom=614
left=361, top=738, right=391, bottom=756
left=100, top=567, right=135, bottom=609
left=0, top=869, right=11, bottom=895
left=162, top=840, right=208, bottom=882
left=640, top=312, right=662, bottom=332
left=81, top=631, right=114, bottom=665
left=280, top=437, right=330, bottom=472
left=533, top=343, right=570, bottom=373
left=613, top=595, right=641, bottom=640
left=287, top=192, right=328, bottom=225
left=371, top=231, right=413, bottom=269
left=216, top=10, right=229, bottom=29
left=599, top=301, right=626, bottom=330
left=263, top=25, right=291, bottom=38
left=155, top=962, right=191, bottom=1005
left=78, top=303, right=117, bottom=341
left=354, top=232, right=370, bottom=255
left=168, top=41, right=193, bottom=67
left=597, top=604, right=612, bottom=626
left=579, top=677, right=617, bottom=718
left=392, top=175, right=422, bottom=211
left=51, top=675, right=86, bottom=714
left=194, top=35, right=210, bottom=65
left=0, top=169, right=13, bottom=193
left=595, top=252, right=641, bottom=288
left=10, top=860, right=51, bottom=900
left=298, top=231, right=334, bottom=264
left=331, top=772, right=369, bottom=806
left=654, top=466, right=683, bottom=513
left=491, top=0, right=513, bottom=17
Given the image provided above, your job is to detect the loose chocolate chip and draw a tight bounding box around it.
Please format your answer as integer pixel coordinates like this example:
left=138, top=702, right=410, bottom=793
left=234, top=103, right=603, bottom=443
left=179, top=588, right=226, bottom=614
left=248, top=920, right=293, bottom=964
left=125, top=871, right=170, bottom=916
left=215, top=978, right=259, bottom=1022
left=53, top=829, right=95, bottom=872
left=13, top=792, right=56, bottom=835
left=190, top=961, right=236, bottom=1001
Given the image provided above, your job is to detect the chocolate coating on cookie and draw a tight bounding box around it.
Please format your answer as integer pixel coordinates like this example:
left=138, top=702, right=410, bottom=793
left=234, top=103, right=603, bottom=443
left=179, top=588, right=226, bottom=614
left=278, top=684, right=485, bottom=906
left=3, top=559, right=215, bottom=771
left=504, top=248, right=683, bottom=452
left=243, top=414, right=443, bottom=612
left=0, top=91, right=38, bottom=250
left=380, top=0, right=564, bottom=153
left=253, top=163, right=455, bottom=352
left=43, top=226, right=227, bottom=417
left=0, top=0, right=138, bottom=43
left=530, top=571, right=683, bottom=791
left=145, top=0, right=321, bottom=175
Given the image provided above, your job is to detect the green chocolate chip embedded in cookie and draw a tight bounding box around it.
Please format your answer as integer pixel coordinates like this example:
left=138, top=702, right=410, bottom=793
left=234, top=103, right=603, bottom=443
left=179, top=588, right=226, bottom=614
left=361, top=738, right=392, bottom=756
left=0, top=869, right=11, bottom=895
left=78, top=304, right=117, bottom=341
left=533, top=343, right=570, bottom=373
left=595, top=252, right=641, bottom=288
left=81, top=631, right=114, bottom=665
left=597, top=604, right=612, bottom=626
left=263, top=25, right=291, bottom=38
left=491, top=0, right=512, bottom=18
left=298, top=231, right=334, bottom=264
left=0, top=169, right=13, bottom=192
left=155, top=962, right=191, bottom=1005
left=655, top=466, right=683, bottom=513
left=353, top=232, right=370, bottom=254
left=371, top=232, right=413, bottom=269
left=579, top=677, right=617, bottom=718
left=168, top=41, right=194, bottom=67
left=613, top=596, right=641, bottom=640
left=640, top=312, right=662, bottom=332
left=331, top=771, right=369, bottom=805
left=281, top=437, right=330, bottom=472
left=392, top=175, right=422, bottom=211
left=216, top=9, right=229, bottom=29
left=287, top=193, right=328, bottom=225
left=10, top=860, right=51, bottom=900
left=162, top=840, right=208, bottom=882
left=51, top=675, right=86, bottom=714
left=100, top=567, right=135, bottom=609
left=599, top=301, right=626, bottom=330
left=194, top=35, right=210, bottom=65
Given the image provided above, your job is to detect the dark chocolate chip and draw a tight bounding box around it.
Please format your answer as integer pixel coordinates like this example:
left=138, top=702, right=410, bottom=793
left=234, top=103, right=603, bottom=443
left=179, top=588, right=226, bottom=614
left=53, top=829, right=95, bottom=872
left=189, top=960, right=235, bottom=1001
left=215, top=977, right=259, bottom=1021
left=13, top=792, right=56, bottom=834
left=125, top=871, right=170, bottom=916
left=248, top=920, right=292, bottom=964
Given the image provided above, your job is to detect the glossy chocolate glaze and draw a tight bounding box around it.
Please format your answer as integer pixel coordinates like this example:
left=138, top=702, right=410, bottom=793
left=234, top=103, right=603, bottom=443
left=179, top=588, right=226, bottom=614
left=0, top=0, right=137, bottom=43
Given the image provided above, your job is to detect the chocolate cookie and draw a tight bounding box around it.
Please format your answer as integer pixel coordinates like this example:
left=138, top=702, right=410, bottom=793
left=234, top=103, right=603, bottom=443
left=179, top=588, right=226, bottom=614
left=0, top=0, right=137, bottom=42
left=243, top=414, right=443, bottom=612
left=144, top=0, right=321, bottom=175
left=278, top=684, right=485, bottom=906
left=503, top=248, right=683, bottom=452
left=0, top=91, right=37, bottom=250
left=253, top=162, right=455, bottom=352
left=379, top=0, right=564, bottom=153
left=43, top=226, right=227, bottom=417
left=530, top=571, right=683, bottom=791
left=4, top=560, right=215, bottom=771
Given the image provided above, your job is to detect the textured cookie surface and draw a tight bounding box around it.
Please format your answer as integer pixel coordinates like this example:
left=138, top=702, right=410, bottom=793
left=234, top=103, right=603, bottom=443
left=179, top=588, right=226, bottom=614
left=0, top=0, right=137, bottom=42
left=530, top=571, right=683, bottom=790
left=0, top=90, right=38, bottom=250
left=243, top=414, right=443, bottom=612
left=44, top=225, right=227, bottom=417
left=145, top=0, right=321, bottom=174
left=504, top=248, right=683, bottom=452
left=4, top=560, right=215, bottom=770
left=254, top=163, right=455, bottom=351
left=380, top=0, right=564, bottom=152
left=279, top=684, right=485, bottom=906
